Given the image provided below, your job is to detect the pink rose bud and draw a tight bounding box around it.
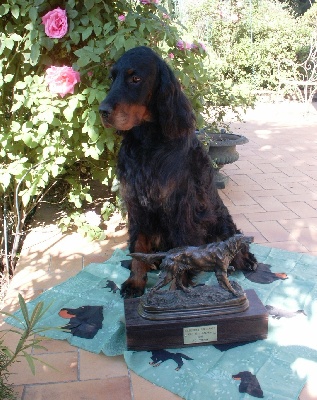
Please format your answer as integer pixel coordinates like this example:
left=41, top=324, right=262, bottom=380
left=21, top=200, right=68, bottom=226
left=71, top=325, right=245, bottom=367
left=45, top=66, right=80, bottom=98
left=42, top=7, right=68, bottom=39
left=168, top=53, right=174, bottom=59
left=118, top=15, right=125, bottom=22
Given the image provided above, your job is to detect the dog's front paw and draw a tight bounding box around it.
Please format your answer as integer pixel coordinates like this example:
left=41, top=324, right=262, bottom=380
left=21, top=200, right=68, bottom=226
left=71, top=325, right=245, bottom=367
left=120, top=273, right=147, bottom=298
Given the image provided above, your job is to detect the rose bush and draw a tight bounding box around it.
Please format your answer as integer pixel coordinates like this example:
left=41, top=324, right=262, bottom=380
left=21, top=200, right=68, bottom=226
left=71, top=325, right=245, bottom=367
left=0, top=0, right=251, bottom=275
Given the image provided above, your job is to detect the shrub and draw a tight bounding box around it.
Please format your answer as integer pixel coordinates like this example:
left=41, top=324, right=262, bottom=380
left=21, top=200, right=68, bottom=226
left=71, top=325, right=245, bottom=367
left=177, top=0, right=314, bottom=90
left=0, top=0, right=249, bottom=274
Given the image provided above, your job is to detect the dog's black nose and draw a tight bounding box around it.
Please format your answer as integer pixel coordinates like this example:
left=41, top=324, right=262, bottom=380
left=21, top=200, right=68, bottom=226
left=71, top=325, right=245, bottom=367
left=99, top=103, right=112, bottom=120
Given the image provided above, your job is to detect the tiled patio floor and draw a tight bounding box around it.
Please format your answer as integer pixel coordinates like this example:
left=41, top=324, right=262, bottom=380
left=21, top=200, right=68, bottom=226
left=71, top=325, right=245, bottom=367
left=1, top=101, right=317, bottom=399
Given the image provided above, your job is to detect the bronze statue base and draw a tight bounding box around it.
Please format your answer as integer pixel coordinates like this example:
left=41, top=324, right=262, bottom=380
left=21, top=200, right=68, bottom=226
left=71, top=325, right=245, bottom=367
left=124, top=289, right=268, bottom=351
left=138, top=281, right=248, bottom=320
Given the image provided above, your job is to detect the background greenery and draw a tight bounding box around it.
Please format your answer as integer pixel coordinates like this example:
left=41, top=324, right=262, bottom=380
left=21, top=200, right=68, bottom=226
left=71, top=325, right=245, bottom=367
left=1, top=0, right=316, bottom=277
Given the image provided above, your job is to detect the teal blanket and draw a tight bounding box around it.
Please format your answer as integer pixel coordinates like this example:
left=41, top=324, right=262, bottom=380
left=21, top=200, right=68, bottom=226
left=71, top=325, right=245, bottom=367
left=6, top=245, right=317, bottom=399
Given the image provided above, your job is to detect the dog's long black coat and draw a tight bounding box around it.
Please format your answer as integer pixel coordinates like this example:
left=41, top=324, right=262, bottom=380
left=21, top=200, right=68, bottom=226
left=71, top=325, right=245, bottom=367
left=99, top=46, right=257, bottom=297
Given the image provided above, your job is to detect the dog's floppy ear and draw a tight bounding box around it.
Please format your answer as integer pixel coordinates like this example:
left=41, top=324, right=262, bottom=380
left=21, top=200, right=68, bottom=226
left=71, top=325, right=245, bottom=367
left=155, top=60, right=196, bottom=139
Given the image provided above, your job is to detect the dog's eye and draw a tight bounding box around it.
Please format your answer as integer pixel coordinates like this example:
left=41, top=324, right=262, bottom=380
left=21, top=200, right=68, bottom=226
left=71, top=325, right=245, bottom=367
left=132, top=76, right=141, bottom=83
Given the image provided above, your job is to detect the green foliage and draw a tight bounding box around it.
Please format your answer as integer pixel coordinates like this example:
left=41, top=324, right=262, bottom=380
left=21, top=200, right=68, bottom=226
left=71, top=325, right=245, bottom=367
left=1, top=294, right=56, bottom=399
left=177, top=0, right=315, bottom=90
left=1, top=0, right=241, bottom=273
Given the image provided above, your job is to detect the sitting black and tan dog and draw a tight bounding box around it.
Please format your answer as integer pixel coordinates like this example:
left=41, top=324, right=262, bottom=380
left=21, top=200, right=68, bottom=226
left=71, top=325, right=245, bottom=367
left=99, top=46, right=257, bottom=298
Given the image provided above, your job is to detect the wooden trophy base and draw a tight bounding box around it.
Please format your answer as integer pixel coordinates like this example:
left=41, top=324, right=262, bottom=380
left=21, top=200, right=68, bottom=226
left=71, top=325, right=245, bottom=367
left=124, top=289, right=268, bottom=351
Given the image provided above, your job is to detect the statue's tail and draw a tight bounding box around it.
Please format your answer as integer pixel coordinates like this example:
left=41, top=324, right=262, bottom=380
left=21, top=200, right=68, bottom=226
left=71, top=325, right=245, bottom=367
left=128, top=252, right=167, bottom=265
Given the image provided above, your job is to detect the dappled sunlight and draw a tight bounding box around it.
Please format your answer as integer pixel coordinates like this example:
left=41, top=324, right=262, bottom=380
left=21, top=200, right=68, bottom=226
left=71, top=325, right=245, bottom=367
left=254, top=129, right=272, bottom=139
left=292, top=359, right=317, bottom=398
left=259, top=144, right=272, bottom=152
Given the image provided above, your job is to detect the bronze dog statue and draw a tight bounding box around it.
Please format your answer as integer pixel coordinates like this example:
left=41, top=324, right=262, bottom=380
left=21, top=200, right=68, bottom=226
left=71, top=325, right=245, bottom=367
left=130, top=234, right=254, bottom=296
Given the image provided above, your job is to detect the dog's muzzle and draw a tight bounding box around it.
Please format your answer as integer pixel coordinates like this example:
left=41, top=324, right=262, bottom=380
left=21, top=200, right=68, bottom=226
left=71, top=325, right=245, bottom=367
left=99, top=103, right=114, bottom=127
left=99, top=103, right=112, bottom=120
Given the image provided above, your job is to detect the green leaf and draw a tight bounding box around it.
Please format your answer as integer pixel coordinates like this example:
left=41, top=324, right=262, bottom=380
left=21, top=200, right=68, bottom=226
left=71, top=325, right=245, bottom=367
left=4, top=37, right=14, bottom=50
left=11, top=5, right=20, bottom=19
left=11, top=121, right=21, bottom=132
left=30, top=43, right=40, bottom=64
left=70, top=31, right=80, bottom=45
left=11, top=33, right=23, bottom=41
left=82, top=26, right=93, bottom=41
left=18, top=293, right=30, bottom=328
left=0, top=4, right=10, bottom=16
left=38, top=123, right=48, bottom=136
left=0, top=172, right=11, bottom=190
left=15, top=81, right=27, bottom=89
left=29, top=302, right=44, bottom=327
left=4, top=74, right=14, bottom=82
left=23, top=352, right=36, bottom=375
left=84, top=0, right=95, bottom=10
left=29, top=7, right=38, bottom=23
left=63, top=107, right=74, bottom=122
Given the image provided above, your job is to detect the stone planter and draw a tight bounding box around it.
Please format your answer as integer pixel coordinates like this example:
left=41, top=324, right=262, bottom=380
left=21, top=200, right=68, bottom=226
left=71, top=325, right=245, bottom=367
left=199, top=131, right=249, bottom=189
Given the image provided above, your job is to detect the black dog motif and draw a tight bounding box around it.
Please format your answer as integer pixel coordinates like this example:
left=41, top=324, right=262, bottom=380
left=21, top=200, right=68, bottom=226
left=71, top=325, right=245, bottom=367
left=149, top=349, right=193, bottom=371
left=59, top=306, right=103, bottom=339
left=233, top=371, right=264, bottom=398
left=103, top=279, right=120, bottom=293
left=265, top=305, right=307, bottom=319
left=99, top=46, right=258, bottom=298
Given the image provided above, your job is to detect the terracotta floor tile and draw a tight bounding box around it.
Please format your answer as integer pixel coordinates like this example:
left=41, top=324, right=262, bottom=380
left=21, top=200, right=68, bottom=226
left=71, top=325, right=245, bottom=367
left=251, top=221, right=294, bottom=243
left=11, top=385, right=24, bottom=399
left=23, top=376, right=132, bottom=400
left=249, top=196, right=288, bottom=212
left=285, top=202, right=317, bottom=218
left=252, top=178, right=285, bottom=190
left=228, top=204, right=265, bottom=215
left=49, top=254, right=84, bottom=273
left=300, top=381, right=317, bottom=400
left=224, top=190, right=257, bottom=206
left=278, top=218, right=317, bottom=232
left=32, top=337, right=77, bottom=354
left=79, top=350, right=128, bottom=380
left=255, top=163, right=281, bottom=173
left=130, top=371, right=181, bottom=400
left=243, top=210, right=298, bottom=222
left=8, top=352, right=78, bottom=385
left=289, top=227, right=317, bottom=252
left=280, top=181, right=314, bottom=195
left=231, top=214, right=258, bottom=233
left=275, top=194, right=317, bottom=203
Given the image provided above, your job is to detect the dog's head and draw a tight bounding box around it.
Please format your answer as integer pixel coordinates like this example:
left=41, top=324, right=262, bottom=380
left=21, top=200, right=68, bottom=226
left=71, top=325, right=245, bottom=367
left=99, top=46, right=195, bottom=137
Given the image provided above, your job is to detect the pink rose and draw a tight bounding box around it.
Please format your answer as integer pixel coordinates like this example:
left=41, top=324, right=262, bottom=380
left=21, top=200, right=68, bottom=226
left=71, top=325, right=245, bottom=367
left=45, top=66, right=80, bottom=98
left=168, top=53, right=174, bottom=59
left=118, top=14, right=126, bottom=22
left=42, top=7, right=68, bottom=39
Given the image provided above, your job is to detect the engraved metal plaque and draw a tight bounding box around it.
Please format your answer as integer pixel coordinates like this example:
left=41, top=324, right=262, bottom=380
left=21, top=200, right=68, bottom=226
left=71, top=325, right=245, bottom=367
left=183, top=325, right=217, bottom=345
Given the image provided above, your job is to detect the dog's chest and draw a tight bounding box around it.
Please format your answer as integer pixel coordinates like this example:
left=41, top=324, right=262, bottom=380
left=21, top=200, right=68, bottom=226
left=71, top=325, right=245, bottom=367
left=118, top=140, right=184, bottom=208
